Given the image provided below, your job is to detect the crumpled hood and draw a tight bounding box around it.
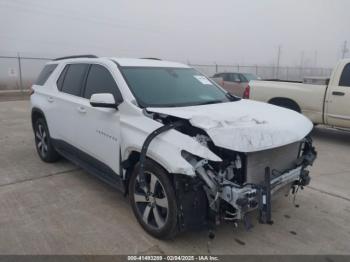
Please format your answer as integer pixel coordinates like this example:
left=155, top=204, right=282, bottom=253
left=147, top=100, right=313, bottom=152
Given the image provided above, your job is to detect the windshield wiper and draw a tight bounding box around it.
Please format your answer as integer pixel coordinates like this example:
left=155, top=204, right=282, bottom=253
left=225, top=92, right=241, bottom=101
left=195, top=100, right=224, bottom=106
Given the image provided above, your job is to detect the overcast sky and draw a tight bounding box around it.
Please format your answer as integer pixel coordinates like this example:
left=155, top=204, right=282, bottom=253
left=0, top=0, right=349, bottom=67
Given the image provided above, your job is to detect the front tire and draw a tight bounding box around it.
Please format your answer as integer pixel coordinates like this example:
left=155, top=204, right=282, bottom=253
left=129, top=160, right=178, bottom=239
left=34, top=118, right=60, bottom=162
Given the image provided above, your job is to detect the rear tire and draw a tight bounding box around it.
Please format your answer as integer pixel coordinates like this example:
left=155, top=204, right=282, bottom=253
left=34, top=118, right=60, bottom=162
left=129, top=160, right=178, bottom=239
left=269, top=98, right=301, bottom=113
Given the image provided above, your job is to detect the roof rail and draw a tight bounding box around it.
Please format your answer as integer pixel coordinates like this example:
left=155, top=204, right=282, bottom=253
left=141, top=57, right=162, bottom=60
left=53, top=55, right=98, bottom=61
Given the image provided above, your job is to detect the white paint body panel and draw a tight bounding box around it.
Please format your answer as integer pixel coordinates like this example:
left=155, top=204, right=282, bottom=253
left=148, top=100, right=313, bottom=152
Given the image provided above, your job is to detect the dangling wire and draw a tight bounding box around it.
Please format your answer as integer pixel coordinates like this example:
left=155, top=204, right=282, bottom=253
left=293, top=184, right=300, bottom=207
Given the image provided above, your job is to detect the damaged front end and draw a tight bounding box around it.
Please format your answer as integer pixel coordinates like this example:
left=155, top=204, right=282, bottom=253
left=142, top=110, right=317, bottom=233
left=181, top=136, right=316, bottom=229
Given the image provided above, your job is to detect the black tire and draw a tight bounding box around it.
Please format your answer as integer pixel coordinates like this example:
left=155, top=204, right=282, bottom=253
left=129, top=160, right=178, bottom=239
left=34, top=118, right=60, bottom=162
left=270, top=99, right=301, bottom=113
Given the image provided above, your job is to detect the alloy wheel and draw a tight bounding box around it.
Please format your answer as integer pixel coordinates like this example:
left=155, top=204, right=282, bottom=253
left=133, top=172, right=169, bottom=229
left=35, top=123, right=48, bottom=158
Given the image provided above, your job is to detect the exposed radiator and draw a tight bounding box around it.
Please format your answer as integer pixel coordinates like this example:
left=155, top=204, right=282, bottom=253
left=245, top=142, right=300, bottom=184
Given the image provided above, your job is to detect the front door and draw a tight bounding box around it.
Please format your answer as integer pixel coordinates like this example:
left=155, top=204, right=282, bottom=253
left=75, top=64, right=123, bottom=176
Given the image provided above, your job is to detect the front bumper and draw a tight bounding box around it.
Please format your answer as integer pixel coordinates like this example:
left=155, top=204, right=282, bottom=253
left=220, top=140, right=316, bottom=224
left=220, top=166, right=308, bottom=220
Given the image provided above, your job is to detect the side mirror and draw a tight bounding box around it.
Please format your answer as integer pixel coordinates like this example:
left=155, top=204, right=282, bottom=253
left=90, top=93, right=119, bottom=108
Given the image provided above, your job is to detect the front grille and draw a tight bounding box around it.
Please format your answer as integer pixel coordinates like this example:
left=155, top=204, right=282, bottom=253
left=245, top=142, right=300, bottom=184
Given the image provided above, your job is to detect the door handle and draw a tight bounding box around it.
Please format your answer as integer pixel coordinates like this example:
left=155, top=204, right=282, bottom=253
left=47, top=97, right=54, bottom=103
left=77, top=106, right=87, bottom=113
left=332, top=91, right=345, bottom=96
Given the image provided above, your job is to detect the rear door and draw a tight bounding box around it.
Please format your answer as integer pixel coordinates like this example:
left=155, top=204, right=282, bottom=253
left=74, top=64, right=123, bottom=175
left=220, top=73, right=235, bottom=94
left=31, top=63, right=59, bottom=137
left=326, top=63, right=350, bottom=128
left=223, top=73, right=245, bottom=97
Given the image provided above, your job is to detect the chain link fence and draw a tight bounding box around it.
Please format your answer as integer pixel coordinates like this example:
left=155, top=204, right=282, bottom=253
left=0, top=55, right=51, bottom=91
left=190, top=64, right=333, bottom=82
left=0, top=55, right=333, bottom=91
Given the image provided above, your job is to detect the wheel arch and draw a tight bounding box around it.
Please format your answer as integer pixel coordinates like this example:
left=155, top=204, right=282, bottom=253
left=268, top=97, right=301, bottom=113
left=122, top=150, right=176, bottom=195
left=31, top=107, right=47, bottom=130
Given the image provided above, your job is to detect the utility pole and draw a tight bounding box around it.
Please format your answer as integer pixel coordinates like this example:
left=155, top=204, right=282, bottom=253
left=276, top=45, right=281, bottom=79
left=300, top=51, right=305, bottom=68
left=17, top=52, right=23, bottom=93
left=314, top=50, right=318, bottom=67
left=300, top=51, right=304, bottom=80
left=341, top=40, right=348, bottom=58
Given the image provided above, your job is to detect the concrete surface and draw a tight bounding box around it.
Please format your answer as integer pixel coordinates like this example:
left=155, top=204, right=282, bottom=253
left=0, top=100, right=349, bottom=255
left=0, top=90, right=29, bottom=102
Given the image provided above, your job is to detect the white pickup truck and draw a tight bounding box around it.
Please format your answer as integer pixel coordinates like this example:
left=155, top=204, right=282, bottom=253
left=247, top=59, right=350, bottom=129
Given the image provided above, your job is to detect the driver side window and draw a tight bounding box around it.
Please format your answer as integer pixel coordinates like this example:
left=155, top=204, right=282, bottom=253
left=83, top=64, right=123, bottom=102
left=339, top=63, right=350, bottom=87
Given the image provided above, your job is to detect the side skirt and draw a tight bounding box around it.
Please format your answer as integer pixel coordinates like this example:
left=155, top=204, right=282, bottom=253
left=52, top=139, right=125, bottom=193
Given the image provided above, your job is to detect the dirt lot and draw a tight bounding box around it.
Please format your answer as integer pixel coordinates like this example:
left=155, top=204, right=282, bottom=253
left=0, top=100, right=349, bottom=255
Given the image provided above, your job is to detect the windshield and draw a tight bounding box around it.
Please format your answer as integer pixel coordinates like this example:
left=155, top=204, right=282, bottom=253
left=242, top=73, right=260, bottom=81
left=121, top=67, right=231, bottom=107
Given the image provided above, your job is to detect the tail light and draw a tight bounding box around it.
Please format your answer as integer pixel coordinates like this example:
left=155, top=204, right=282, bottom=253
left=243, top=85, right=250, bottom=99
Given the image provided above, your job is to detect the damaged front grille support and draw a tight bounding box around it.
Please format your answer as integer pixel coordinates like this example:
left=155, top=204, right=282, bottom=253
left=181, top=151, right=221, bottom=212
left=258, top=167, right=273, bottom=225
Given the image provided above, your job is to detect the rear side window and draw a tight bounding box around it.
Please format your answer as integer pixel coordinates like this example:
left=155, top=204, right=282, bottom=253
left=56, top=65, right=68, bottom=90
left=222, top=73, right=230, bottom=81
left=339, top=63, right=350, bottom=87
left=231, top=73, right=241, bottom=82
left=60, top=64, right=88, bottom=96
left=35, top=64, right=57, bottom=85
left=239, top=74, right=248, bottom=82
left=83, top=64, right=123, bottom=102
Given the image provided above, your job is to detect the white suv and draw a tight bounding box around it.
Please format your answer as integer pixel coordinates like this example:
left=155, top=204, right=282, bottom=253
left=31, top=55, right=317, bottom=239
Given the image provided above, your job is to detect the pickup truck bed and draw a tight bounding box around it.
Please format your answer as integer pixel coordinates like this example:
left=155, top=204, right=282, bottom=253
left=250, top=80, right=327, bottom=124
left=248, top=59, right=350, bottom=129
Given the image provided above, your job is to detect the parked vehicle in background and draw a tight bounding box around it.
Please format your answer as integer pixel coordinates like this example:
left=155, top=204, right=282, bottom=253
left=211, top=72, right=261, bottom=97
left=30, top=56, right=316, bottom=239
left=247, top=59, right=350, bottom=129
